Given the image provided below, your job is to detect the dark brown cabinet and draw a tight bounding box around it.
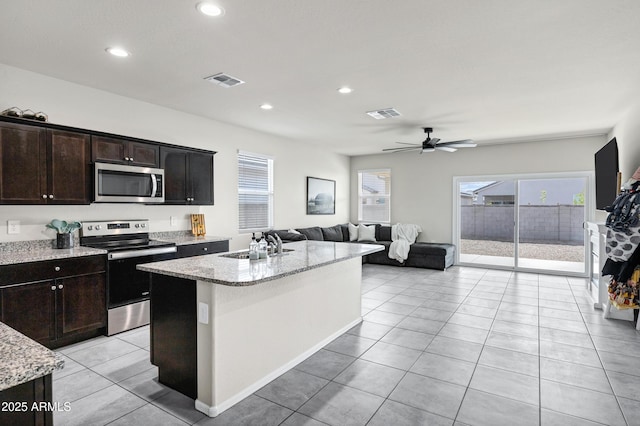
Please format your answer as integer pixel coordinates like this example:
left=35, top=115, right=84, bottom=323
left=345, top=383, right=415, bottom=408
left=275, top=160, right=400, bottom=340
left=0, top=122, right=91, bottom=204
left=161, top=147, right=214, bottom=205
left=176, top=240, right=229, bottom=258
left=92, top=135, right=159, bottom=167
left=0, top=256, right=107, bottom=348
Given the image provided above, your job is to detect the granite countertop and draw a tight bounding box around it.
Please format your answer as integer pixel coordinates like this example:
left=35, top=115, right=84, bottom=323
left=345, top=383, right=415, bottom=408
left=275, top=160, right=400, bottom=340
left=0, top=322, right=64, bottom=391
left=150, top=231, right=231, bottom=246
left=0, top=240, right=106, bottom=266
left=138, top=240, right=384, bottom=286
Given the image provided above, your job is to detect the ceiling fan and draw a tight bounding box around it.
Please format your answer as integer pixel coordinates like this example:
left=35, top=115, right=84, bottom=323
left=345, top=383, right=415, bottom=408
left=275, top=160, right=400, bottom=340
left=383, top=127, right=477, bottom=154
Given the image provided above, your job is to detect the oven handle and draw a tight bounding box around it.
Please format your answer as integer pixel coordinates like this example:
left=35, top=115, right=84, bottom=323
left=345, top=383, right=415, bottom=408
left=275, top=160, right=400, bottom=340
left=108, top=246, right=177, bottom=260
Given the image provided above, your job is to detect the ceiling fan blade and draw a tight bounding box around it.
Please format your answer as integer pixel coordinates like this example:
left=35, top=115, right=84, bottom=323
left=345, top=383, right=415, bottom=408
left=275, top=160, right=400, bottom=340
left=438, top=139, right=477, bottom=148
left=436, top=146, right=457, bottom=152
left=382, top=146, right=421, bottom=152
left=429, top=137, right=441, bottom=144
left=395, top=142, right=421, bottom=146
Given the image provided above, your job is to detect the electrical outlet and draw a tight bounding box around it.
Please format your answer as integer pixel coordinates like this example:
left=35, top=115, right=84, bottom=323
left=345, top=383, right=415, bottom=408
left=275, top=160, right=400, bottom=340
left=170, top=216, right=177, bottom=226
left=7, top=220, right=20, bottom=234
left=198, top=302, right=209, bottom=324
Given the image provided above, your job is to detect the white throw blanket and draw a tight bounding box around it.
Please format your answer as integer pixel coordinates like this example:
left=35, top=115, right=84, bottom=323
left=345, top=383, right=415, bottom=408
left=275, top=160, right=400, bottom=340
left=388, top=223, right=422, bottom=263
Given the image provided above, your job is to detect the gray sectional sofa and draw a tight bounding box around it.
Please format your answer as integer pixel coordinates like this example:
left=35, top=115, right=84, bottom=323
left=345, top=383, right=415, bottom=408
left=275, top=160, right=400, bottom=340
left=266, top=224, right=455, bottom=270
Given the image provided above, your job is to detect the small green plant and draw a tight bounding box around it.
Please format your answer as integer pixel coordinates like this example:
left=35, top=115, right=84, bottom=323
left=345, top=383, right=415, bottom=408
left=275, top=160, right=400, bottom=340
left=46, top=219, right=81, bottom=234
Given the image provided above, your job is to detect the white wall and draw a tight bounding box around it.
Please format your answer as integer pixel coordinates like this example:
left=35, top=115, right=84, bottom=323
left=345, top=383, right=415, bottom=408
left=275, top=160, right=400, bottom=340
left=609, top=103, right=640, bottom=180
left=351, top=135, right=606, bottom=244
left=0, top=64, right=350, bottom=249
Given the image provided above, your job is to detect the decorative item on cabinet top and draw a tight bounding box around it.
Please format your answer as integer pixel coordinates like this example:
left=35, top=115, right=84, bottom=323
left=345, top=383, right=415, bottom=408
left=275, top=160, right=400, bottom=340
left=1, top=107, right=48, bottom=121
left=46, top=219, right=82, bottom=249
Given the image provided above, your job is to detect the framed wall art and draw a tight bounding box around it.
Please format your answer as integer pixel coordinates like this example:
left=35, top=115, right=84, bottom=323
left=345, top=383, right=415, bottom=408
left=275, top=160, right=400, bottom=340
left=307, top=177, right=335, bottom=215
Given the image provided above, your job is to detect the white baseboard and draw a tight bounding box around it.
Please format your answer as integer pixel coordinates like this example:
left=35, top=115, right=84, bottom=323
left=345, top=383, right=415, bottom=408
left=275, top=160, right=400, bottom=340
left=194, top=316, right=362, bottom=417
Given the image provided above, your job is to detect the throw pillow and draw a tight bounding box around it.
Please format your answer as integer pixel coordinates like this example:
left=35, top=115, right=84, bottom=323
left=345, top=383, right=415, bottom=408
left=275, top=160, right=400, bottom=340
left=348, top=223, right=358, bottom=241
left=358, top=224, right=376, bottom=242
left=288, top=228, right=301, bottom=234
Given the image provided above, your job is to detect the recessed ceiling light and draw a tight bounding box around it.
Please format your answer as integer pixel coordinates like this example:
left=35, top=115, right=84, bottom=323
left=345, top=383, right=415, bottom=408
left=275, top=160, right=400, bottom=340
left=337, top=87, right=353, bottom=94
left=105, top=47, right=130, bottom=58
left=260, top=104, right=273, bottom=110
left=197, top=2, right=224, bottom=17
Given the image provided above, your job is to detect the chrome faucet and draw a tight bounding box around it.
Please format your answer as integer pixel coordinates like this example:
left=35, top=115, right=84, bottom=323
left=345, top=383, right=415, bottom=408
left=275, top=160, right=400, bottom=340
left=267, top=234, right=283, bottom=255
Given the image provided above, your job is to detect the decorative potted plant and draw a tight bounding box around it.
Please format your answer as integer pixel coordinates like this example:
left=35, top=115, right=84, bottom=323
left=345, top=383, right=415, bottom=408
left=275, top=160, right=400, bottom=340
left=46, top=219, right=82, bottom=249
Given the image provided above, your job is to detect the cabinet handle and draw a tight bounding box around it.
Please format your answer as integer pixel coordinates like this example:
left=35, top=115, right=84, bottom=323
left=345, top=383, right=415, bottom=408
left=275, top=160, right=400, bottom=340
left=54, top=266, right=61, bottom=272
left=42, top=194, right=47, bottom=199
left=49, top=194, right=54, bottom=199
left=51, top=286, right=56, bottom=291
left=203, top=247, right=208, bottom=251
left=58, top=284, right=63, bottom=289
left=141, top=291, right=150, bottom=296
left=130, top=158, right=134, bottom=162
left=124, top=157, right=130, bottom=161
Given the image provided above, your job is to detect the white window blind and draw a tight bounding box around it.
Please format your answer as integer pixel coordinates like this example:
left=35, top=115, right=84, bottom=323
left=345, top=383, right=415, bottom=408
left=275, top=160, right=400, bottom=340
left=238, top=151, right=273, bottom=231
left=358, top=169, right=391, bottom=223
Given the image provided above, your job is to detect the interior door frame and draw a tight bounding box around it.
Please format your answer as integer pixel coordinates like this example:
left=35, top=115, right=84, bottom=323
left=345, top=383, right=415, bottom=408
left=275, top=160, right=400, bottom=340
left=452, top=171, right=594, bottom=277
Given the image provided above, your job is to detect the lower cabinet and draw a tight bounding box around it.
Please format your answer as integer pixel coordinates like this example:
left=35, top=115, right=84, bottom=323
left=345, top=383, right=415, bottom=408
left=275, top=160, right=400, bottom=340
left=0, top=375, right=53, bottom=426
left=0, top=256, right=106, bottom=348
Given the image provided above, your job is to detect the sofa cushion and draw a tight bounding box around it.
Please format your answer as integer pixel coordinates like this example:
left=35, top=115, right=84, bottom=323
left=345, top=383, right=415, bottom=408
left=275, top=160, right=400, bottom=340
left=410, top=242, right=455, bottom=257
left=339, top=224, right=350, bottom=242
left=377, top=225, right=392, bottom=242
left=321, top=225, right=345, bottom=242
left=267, top=230, right=307, bottom=242
left=358, top=224, right=376, bottom=242
left=297, top=226, right=324, bottom=241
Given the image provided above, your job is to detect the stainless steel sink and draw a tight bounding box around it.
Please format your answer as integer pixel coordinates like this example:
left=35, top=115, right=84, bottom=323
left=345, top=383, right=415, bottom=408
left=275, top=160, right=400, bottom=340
left=220, top=248, right=294, bottom=259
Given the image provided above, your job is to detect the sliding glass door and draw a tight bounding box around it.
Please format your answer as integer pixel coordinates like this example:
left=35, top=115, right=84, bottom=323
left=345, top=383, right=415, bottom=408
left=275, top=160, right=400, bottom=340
left=455, top=173, right=589, bottom=275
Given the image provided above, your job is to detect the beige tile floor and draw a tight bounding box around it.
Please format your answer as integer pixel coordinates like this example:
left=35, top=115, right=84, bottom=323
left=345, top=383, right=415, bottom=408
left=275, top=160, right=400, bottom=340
left=52, top=264, right=640, bottom=425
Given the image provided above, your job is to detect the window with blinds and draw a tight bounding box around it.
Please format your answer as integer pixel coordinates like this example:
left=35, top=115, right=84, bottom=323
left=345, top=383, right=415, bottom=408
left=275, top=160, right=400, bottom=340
left=238, top=151, right=274, bottom=232
left=358, top=169, right=391, bottom=223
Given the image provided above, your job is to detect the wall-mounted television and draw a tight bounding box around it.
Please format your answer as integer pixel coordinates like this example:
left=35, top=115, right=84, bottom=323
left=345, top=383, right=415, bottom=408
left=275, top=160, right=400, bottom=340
left=595, top=138, right=619, bottom=210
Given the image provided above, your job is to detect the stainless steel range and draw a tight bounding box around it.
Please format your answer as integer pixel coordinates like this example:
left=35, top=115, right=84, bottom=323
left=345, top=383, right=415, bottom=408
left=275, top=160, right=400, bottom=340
left=80, top=219, right=177, bottom=335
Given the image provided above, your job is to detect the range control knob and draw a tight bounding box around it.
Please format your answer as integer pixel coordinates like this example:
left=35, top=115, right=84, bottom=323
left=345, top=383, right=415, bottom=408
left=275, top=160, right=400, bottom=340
left=95, top=225, right=102, bottom=230
left=87, top=225, right=93, bottom=231
left=141, top=223, right=146, bottom=228
left=135, top=224, right=140, bottom=228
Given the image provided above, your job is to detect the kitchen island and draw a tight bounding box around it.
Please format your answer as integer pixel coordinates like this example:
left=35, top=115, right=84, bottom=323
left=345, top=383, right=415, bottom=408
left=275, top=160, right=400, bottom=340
left=138, top=240, right=383, bottom=417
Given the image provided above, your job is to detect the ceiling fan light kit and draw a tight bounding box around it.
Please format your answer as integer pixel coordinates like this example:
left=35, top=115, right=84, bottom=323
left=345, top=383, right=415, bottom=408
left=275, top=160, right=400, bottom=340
left=383, top=127, right=477, bottom=154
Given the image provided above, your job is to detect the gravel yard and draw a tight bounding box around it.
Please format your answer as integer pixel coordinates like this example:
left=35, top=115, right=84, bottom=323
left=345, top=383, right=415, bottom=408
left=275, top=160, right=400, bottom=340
left=461, top=239, right=585, bottom=262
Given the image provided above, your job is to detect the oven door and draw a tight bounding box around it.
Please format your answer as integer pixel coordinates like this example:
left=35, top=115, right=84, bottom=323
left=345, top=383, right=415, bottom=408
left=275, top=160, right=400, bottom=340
left=94, top=162, right=165, bottom=203
left=107, top=247, right=177, bottom=308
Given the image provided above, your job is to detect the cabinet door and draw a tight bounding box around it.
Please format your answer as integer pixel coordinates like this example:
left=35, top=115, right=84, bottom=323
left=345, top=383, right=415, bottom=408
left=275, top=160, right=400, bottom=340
left=0, top=281, right=56, bottom=345
left=161, top=147, right=189, bottom=204
left=129, top=142, right=159, bottom=167
left=57, top=273, right=106, bottom=338
left=47, top=130, right=91, bottom=204
left=189, top=152, right=214, bottom=205
left=177, top=240, right=229, bottom=258
left=0, top=122, right=47, bottom=204
left=91, top=136, right=128, bottom=164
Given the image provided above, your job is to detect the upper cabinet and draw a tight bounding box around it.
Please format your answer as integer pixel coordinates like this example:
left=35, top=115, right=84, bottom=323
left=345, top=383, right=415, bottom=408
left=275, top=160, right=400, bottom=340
left=0, top=116, right=215, bottom=205
left=0, top=121, right=91, bottom=205
left=92, top=136, right=159, bottom=167
left=161, top=147, right=214, bottom=205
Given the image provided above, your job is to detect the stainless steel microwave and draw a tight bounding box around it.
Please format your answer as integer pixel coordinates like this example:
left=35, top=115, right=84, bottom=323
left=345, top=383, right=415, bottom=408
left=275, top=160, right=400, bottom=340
left=94, top=163, right=165, bottom=203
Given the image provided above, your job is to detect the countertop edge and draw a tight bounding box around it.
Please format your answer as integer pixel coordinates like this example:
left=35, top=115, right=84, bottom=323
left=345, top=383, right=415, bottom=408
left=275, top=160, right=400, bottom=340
left=0, top=323, right=65, bottom=391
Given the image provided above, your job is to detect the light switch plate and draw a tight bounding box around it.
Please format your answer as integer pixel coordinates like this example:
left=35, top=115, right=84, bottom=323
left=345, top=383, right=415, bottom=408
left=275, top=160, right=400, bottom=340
left=7, top=220, right=20, bottom=234
left=198, top=302, right=209, bottom=324
left=170, top=216, right=177, bottom=226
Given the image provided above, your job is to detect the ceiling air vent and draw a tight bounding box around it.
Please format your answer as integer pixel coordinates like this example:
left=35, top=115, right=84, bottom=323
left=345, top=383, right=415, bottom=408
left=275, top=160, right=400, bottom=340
left=204, top=73, right=245, bottom=88
left=366, top=108, right=401, bottom=120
